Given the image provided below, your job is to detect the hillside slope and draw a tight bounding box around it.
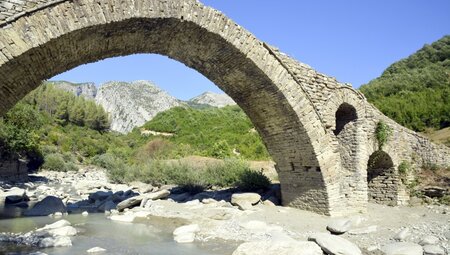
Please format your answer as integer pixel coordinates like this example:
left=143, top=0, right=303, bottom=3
left=360, top=35, right=450, bottom=133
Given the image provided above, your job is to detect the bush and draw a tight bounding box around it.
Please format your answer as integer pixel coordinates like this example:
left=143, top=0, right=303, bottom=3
left=375, top=121, right=392, bottom=150
left=398, top=161, right=411, bottom=175
left=92, top=153, right=127, bottom=183
left=205, top=159, right=249, bottom=187
left=42, top=153, right=66, bottom=171
left=237, top=169, right=271, bottom=192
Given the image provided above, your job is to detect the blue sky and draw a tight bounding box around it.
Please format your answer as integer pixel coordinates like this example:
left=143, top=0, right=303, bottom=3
left=51, top=0, right=450, bottom=100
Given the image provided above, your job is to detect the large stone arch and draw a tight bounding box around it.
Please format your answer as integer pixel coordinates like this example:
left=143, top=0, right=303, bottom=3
left=0, top=0, right=345, bottom=215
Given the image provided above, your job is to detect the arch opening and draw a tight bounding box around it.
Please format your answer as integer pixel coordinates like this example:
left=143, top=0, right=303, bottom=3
left=334, top=103, right=358, bottom=136
left=367, top=151, right=399, bottom=205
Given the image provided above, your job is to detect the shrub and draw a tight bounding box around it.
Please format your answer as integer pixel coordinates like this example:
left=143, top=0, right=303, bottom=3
left=205, top=159, right=249, bottom=187
left=92, top=153, right=127, bottom=183
left=398, top=161, right=411, bottom=175
left=42, top=153, right=66, bottom=171
left=237, top=169, right=271, bottom=192
left=375, top=121, right=392, bottom=149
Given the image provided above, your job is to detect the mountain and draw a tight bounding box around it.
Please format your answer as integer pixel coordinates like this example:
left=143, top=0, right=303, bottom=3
left=48, top=81, right=97, bottom=100
left=189, top=91, right=236, bottom=108
left=360, top=35, right=450, bottom=132
left=95, top=80, right=181, bottom=133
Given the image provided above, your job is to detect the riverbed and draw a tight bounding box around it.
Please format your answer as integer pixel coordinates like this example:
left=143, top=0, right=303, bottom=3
left=0, top=213, right=238, bottom=255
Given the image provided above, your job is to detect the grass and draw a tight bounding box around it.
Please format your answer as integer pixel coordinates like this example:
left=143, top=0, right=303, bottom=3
left=95, top=154, right=272, bottom=193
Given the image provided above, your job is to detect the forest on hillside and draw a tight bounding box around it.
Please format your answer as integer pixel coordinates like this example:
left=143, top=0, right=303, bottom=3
left=360, top=35, right=450, bottom=132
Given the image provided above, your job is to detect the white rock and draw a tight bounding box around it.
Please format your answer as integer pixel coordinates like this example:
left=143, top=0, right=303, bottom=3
left=308, top=233, right=362, bottom=255
left=382, top=242, right=423, bottom=255
left=231, top=193, right=261, bottom=205
left=232, top=241, right=322, bottom=255
left=327, top=218, right=353, bottom=234
left=394, top=227, right=410, bottom=241
left=109, top=214, right=136, bottom=223
left=47, top=226, right=77, bottom=237
left=173, top=224, right=200, bottom=243
left=82, top=211, right=89, bottom=216
left=37, top=220, right=71, bottom=231
left=39, top=236, right=72, bottom=247
left=423, top=245, right=446, bottom=255
left=146, top=189, right=170, bottom=200
left=419, top=236, right=440, bottom=246
left=348, top=225, right=378, bottom=235
left=87, top=247, right=107, bottom=253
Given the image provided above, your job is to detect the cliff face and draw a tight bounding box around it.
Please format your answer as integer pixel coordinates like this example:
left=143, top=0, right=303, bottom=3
left=95, top=80, right=181, bottom=133
left=189, top=92, right=236, bottom=108
left=49, top=81, right=97, bottom=100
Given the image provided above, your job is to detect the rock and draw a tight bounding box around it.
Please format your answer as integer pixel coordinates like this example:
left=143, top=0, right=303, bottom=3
left=88, top=191, right=112, bottom=202
left=146, top=189, right=170, bottom=200
left=173, top=224, right=200, bottom=243
left=109, top=214, right=136, bottom=223
left=46, top=226, right=77, bottom=237
left=202, top=198, right=219, bottom=204
left=53, top=212, right=63, bottom=218
left=422, top=187, right=446, bottom=198
left=231, top=193, right=261, bottom=210
left=262, top=199, right=276, bottom=206
left=39, top=236, right=72, bottom=247
left=87, top=247, right=107, bottom=253
left=419, top=236, right=440, bottom=246
left=348, top=225, right=377, bottom=235
left=423, top=245, right=446, bottom=255
left=308, top=233, right=362, bottom=255
left=24, top=196, right=66, bottom=216
left=327, top=218, right=353, bottom=234
left=2, top=188, right=27, bottom=204
left=382, top=242, right=423, bottom=255
left=37, top=220, right=71, bottom=231
left=116, top=195, right=142, bottom=211
left=103, top=200, right=117, bottom=211
left=394, top=227, right=410, bottom=241
left=82, top=211, right=89, bottom=216
left=117, top=190, right=170, bottom=211
left=190, top=92, right=236, bottom=108
left=232, top=241, right=322, bottom=255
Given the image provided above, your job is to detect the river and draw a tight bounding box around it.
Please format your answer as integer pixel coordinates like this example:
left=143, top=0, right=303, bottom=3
left=0, top=212, right=239, bottom=255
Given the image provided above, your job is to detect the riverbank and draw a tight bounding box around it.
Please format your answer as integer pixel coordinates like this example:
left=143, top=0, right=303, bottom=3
left=1, top=168, right=449, bottom=255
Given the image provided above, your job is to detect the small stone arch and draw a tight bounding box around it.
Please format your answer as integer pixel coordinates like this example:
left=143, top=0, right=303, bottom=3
left=334, top=103, right=358, bottom=136
left=367, top=150, right=400, bottom=205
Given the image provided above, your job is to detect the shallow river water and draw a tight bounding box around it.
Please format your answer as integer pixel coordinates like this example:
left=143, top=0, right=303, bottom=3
left=0, top=213, right=239, bottom=255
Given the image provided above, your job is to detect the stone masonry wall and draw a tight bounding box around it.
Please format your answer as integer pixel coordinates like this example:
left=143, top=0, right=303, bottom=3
left=368, top=166, right=403, bottom=206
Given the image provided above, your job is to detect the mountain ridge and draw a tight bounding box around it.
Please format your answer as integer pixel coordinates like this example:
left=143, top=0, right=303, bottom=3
left=50, top=80, right=235, bottom=133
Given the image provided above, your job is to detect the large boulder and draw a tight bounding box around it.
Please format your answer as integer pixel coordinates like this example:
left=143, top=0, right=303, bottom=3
left=381, top=242, right=423, bottom=255
left=232, top=241, right=323, bottom=255
left=308, top=233, right=362, bottom=255
left=231, top=193, right=261, bottom=210
left=24, top=196, right=66, bottom=216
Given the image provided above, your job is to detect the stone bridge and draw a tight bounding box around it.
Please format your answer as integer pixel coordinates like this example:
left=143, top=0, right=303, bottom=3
left=0, top=0, right=449, bottom=216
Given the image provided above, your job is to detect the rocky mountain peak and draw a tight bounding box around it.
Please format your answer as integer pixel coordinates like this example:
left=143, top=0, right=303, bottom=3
left=95, top=80, right=182, bottom=134
left=189, top=91, right=236, bottom=108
